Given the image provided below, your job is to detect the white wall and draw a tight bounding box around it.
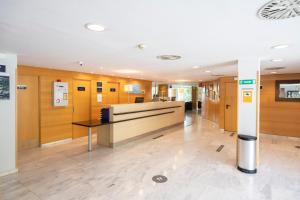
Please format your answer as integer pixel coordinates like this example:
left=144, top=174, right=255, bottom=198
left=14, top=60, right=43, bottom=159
left=0, top=53, right=17, bottom=176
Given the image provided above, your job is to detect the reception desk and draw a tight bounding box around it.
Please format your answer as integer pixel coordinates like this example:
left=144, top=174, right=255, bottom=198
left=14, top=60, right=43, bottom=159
left=97, top=101, right=185, bottom=147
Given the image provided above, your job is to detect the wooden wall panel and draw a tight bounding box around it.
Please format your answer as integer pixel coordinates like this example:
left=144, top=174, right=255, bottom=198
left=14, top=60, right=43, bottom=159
left=158, top=84, right=169, bottom=98
left=260, top=74, right=300, bottom=137
left=219, top=77, right=236, bottom=130
left=17, top=75, right=39, bottom=150
left=18, top=66, right=152, bottom=144
left=202, top=80, right=220, bottom=124
left=39, top=76, right=73, bottom=144
left=203, top=74, right=300, bottom=138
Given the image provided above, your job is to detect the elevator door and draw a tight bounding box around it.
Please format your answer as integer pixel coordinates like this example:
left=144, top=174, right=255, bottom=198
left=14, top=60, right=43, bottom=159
left=224, top=82, right=237, bottom=132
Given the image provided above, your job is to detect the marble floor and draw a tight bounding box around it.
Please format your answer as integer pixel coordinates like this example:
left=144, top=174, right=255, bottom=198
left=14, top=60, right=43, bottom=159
left=1, top=112, right=300, bottom=200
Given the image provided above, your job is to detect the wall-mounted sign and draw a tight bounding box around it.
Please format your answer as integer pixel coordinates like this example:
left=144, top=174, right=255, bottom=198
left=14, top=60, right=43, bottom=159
left=0, top=75, right=9, bottom=100
left=97, top=82, right=102, bottom=87
left=239, top=79, right=256, bottom=85
left=242, top=90, right=253, bottom=103
left=97, top=87, right=102, bottom=93
left=96, top=81, right=102, bottom=93
left=77, top=86, right=85, bottom=91
left=130, top=84, right=141, bottom=94
left=53, top=82, right=68, bottom=107
left=17, top=85, right=27, bottom=90
left=97, top=94, right=102, bottom=102
left=124, top=84, right=141, bottom=94
left=0, top=65, right=6, bottom=72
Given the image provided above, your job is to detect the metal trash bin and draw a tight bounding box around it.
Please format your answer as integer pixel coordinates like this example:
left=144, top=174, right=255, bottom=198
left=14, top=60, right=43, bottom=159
left=237, top=134, right=257, bottom=174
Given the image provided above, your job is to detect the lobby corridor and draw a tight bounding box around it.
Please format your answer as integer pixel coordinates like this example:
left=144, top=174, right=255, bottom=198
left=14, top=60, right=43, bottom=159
left=0, top=112, right=299, bottom=200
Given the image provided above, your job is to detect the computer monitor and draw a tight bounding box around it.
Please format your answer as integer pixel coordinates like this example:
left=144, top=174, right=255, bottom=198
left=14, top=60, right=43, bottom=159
left=135, top=97, right=144, bottom=103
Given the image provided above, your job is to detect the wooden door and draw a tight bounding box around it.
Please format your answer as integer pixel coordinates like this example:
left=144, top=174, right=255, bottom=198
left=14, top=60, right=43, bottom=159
left=224, top=82, right=237, bottom=132
left=73, top=79, right=91, bottom=138
left=107, top=82, right=119, bottom=104
left=17, top=75, right=39, bottom=150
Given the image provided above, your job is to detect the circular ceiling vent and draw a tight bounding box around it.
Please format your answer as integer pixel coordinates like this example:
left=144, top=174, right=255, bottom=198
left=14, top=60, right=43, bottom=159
left=264, top=66, right=286, bottom=70
left=258, top=0, right=300, bottom=20
left=157, top=55, right=181, bottom=60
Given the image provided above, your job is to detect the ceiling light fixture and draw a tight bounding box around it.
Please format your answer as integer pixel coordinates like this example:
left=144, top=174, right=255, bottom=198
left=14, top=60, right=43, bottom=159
left=175, top=80, right=190, bottom=82
left=157, top=55, right=181, bottom=60
left=271, top=71, right=278, bottom=74
left=271, top=44, right=289, bottom=49
left=192, top=66, right=199, bottom=69
left=137, top=44, right=147, bottom=50
left=115, top=69, right=141, bottom=74
left=265, top=66, right=286, bottom=71
left=85, top=23, right=105, bottom=32
left=205, top=70, right=211, bottom=73
left=271, top=58, right=283, bottom=62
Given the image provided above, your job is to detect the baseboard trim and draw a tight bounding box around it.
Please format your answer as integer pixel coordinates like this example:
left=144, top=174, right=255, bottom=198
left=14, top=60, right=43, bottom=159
left=41, top=138, right=73, bottom=148
left=0, top=168, right=18, bottom=177
left=260, top=133, right=300, bottom=141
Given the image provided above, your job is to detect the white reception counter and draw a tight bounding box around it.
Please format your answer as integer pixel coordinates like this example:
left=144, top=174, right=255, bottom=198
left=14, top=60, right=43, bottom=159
left=97, top=101, right=185, bottom=147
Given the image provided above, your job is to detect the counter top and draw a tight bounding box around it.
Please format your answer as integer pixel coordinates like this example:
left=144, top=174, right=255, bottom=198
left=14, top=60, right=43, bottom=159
left=72, top=120, right=109, bottom=127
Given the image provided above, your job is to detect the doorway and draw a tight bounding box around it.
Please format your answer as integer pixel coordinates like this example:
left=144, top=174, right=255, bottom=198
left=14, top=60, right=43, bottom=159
left=72, top=79, right=91, bottom=138
left=17, top=75, right=39, bottom=150
left=224, top=82, right=237, bottom=132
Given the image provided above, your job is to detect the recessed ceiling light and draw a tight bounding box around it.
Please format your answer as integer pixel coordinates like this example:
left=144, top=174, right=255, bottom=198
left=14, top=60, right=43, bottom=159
left=157, top=55, right=181, bottom=60
left=85, top=23, right=105, bottom=32
left=271, top=58, right=283, bottom=62
left=115, top=69, right=140, bottom=74
left=137, top=44, right=147, bottom=50
left=199, top=80, right=203, bottom=82
left=205, top=70, right=211, bottom=73
left=265, top=66, right=286, bottom=70
left=175, top=80, right=190, bottom=82
left=271, top=71, right=277, bottom=74
left=192, top=66, right=199, bottom=69
left=271, top=44, right=289, bottom=49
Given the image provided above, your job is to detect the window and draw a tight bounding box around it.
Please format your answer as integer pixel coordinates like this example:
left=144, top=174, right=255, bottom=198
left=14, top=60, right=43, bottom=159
left=169, top=85, right=192, bottom=102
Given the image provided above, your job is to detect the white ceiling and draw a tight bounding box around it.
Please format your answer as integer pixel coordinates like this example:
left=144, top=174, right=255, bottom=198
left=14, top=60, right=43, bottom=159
left=0, top=0, right=300, bottom=82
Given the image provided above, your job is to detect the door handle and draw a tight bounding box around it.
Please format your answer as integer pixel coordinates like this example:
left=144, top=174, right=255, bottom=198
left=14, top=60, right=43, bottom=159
left=226, top=104, right=230, bottom=109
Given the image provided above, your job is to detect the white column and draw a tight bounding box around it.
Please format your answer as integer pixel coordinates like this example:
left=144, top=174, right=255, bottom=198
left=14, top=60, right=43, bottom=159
left=0, top=53, right=17, bottom=176
left=238, top=57, right=260, bottom=137
left=237, top=57, right=260, bottom=174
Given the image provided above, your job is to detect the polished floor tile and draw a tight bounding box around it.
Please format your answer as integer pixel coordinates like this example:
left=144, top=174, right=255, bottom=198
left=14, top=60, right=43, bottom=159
left=0, top=112, right=299, bottom=200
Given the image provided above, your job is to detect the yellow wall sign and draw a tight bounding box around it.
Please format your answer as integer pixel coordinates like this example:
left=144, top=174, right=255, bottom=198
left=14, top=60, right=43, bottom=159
left=243, top=90, right=253, bottom=103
